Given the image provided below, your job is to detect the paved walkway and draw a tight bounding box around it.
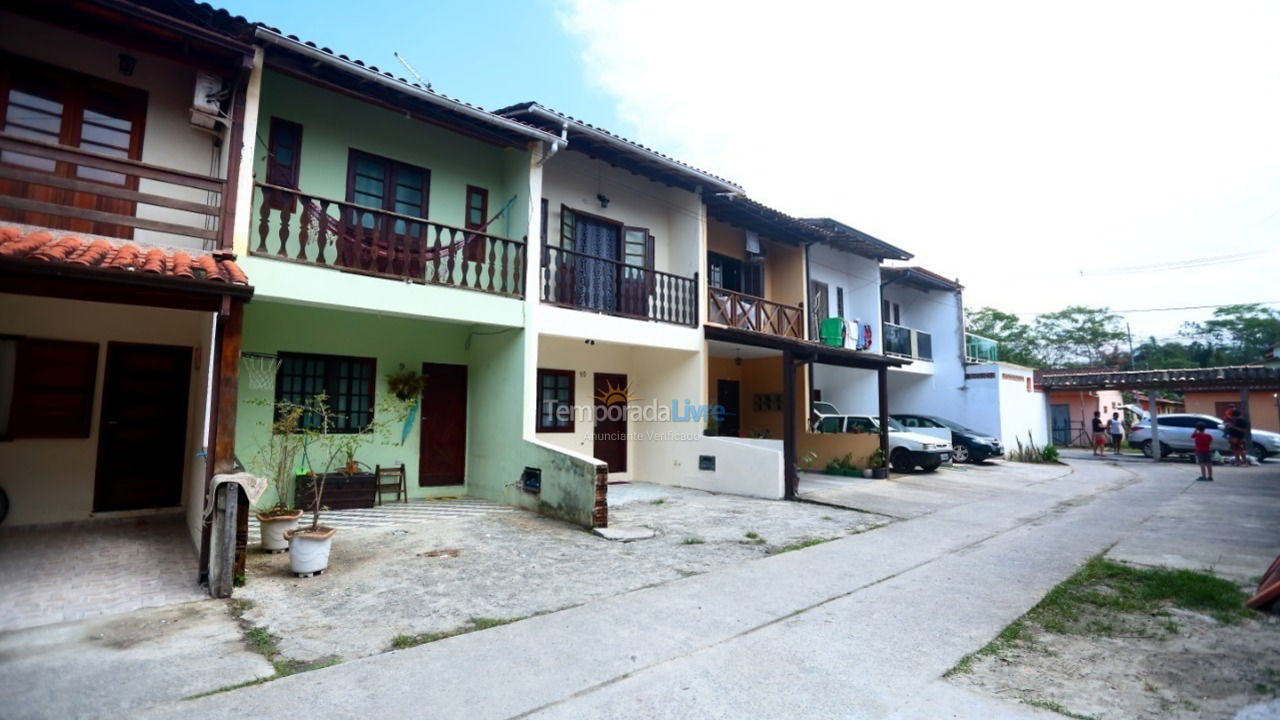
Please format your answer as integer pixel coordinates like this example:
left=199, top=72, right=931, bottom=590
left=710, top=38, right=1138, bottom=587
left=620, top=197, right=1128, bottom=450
left=247, top=496, right=515, bottom=545
left=141, top=458, right=1274, bottom=719
left=0, top=517, right=205, bottom=632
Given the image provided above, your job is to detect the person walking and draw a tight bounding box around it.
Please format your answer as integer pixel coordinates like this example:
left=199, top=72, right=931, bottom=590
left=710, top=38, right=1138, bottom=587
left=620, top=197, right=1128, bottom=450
left=1192, top=421, right=1215, bottom=481
left=1226, top=408, right=1250, bottom=466
left=1091, top=411, right=1107, bottom=456
left=1107, top=412, right=1124, bottom=455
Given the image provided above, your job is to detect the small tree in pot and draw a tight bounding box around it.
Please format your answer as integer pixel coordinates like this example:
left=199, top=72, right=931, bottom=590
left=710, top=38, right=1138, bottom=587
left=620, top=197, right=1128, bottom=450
left=250, top=404, right=306, bottom=553
left=284, top=392, right=407, bottom=577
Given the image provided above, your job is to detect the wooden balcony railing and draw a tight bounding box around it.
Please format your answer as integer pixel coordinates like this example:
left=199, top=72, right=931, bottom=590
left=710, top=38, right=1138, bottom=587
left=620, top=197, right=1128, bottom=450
left=253, top=183, right=525, bottom=298
left=541, top=244, right=698, bottom=327
left=0, top=132, right=226, bottom=247
left=707, top=287, right=804, bottom=338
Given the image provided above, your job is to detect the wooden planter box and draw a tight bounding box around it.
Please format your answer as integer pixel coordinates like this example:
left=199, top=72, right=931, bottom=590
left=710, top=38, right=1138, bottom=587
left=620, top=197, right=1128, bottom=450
left=295, top=472, right=376, bottom=510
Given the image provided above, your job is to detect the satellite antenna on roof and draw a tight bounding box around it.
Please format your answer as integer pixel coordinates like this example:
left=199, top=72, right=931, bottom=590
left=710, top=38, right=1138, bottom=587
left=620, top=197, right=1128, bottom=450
left=394, top=52, right=430, bottom=90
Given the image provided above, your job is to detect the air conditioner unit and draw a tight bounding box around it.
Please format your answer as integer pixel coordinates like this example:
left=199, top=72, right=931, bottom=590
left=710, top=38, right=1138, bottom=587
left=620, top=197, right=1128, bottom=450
left=190, top=72, right=228, bottom=132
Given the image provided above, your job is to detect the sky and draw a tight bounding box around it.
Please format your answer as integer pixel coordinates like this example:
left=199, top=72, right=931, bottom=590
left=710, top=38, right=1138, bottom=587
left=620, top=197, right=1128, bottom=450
left=219, top=0, right=1280, bottom=344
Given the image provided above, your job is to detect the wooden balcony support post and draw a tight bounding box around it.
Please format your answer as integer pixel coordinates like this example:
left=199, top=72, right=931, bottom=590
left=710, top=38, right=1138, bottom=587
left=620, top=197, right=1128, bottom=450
left=200, top=297, right=246, bottom=594
left=783, top=350, right=798, bottom=500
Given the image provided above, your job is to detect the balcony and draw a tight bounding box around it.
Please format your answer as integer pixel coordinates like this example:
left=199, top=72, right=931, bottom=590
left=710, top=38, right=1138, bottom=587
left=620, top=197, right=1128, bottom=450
left=707, top=287, right=804, bottom=338
left=884, top=322, right=932, bottom=361
left=540, top=244, right=698, bottom=327
left=965, top=333, right=999, bottom=364
left=0, top=132, right=227, bottom=248
left=252, top=182, right=526, bottom=297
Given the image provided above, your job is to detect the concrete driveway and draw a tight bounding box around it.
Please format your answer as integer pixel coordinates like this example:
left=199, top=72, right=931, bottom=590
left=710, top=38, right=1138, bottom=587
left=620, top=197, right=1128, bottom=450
left=797, top=460, right=1071, bottom=518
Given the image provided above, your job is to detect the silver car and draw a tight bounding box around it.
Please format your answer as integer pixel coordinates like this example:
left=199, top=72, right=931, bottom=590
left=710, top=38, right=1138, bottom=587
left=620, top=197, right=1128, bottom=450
left=1128, top=413, right=1279, bottom=460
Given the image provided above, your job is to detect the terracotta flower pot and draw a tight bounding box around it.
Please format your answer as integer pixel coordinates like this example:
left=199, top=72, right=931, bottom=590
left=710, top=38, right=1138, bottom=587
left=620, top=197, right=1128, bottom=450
left=284, top=526, right=336, bottom=577
left=256, top=508, right=303, bottom=553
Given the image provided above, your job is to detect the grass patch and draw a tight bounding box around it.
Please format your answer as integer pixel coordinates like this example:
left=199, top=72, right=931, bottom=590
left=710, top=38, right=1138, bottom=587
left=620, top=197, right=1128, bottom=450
left=1023, top=697, right=1098, bottom=720
left=649, top=498, right=666, bottom=505
left=390, top=615, right=529, bottom=650
left=682, top=537, right=705, bottom=545
left=946, top=555, right=1253, bottom=678
left=740, top=531, right=766, bottom=546
left=769, top=537, right=836, bottom=555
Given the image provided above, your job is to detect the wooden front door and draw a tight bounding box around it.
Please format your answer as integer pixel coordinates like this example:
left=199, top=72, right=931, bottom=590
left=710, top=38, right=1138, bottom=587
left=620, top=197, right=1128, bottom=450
left=419, top=362, right=467, bottom=486
left=717, top=379, right=741, bottom=437
left=94, top=343, right=191, bottom=512
left=593, top=372, right=628, bottom=473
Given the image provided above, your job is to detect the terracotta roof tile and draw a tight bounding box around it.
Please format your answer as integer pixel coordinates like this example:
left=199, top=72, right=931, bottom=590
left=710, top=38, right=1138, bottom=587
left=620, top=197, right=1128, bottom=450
left=0, top=226, right=250, bottom=287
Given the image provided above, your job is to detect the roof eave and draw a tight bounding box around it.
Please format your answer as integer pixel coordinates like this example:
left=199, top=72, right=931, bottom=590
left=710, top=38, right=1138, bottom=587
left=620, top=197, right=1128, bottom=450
left=506, top=104, right=742, bottom=194
left=254, top=29, right=561, bottom=146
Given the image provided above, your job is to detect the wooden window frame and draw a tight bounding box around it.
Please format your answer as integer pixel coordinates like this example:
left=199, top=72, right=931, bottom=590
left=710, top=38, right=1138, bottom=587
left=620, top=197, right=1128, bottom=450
left=264, top=116, right=302, bottom=211
left=274, top=351, right=377, bottom=434
left=836, top=287, right=845, bottom=320
left=344, top=148, right=430, bottom=218
left=2, top=336, right=99, bottom=440
left=536, top=368, right=575, bottom=433
left=464, top=184, right=489, bottom=262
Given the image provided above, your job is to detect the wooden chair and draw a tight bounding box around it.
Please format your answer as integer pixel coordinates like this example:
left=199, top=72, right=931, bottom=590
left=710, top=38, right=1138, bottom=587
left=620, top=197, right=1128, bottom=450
left=374, top=464, right=407, bottom=505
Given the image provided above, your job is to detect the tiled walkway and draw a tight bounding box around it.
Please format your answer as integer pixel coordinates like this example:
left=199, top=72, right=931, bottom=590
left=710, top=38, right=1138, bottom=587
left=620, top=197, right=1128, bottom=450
left=0, top=517, right=206, bottom=633
left=247, top=497, right=516, bottom=545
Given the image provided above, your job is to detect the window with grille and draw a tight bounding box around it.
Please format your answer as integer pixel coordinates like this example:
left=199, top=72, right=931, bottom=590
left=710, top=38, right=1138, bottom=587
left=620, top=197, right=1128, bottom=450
left=274, top=352, right=375, bottom=433
left=536, top=368, right=574, bottom=433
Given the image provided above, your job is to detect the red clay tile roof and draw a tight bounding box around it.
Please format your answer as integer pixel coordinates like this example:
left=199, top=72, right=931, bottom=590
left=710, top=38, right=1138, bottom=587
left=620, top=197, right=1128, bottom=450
left=0, top=226, right=249, bottom=287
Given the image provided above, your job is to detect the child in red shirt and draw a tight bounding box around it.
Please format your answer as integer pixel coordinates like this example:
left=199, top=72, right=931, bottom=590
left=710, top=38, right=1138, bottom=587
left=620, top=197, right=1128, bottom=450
left=1191, top=422, right=1214, bottom=482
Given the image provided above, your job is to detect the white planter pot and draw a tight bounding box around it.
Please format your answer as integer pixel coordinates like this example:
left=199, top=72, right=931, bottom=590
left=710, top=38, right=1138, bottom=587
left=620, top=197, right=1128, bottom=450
left=862, top=469, right=873, bottom=478
left=257, top=510, right=303, bottom=553
left=286, top=527, right=336, bottom=577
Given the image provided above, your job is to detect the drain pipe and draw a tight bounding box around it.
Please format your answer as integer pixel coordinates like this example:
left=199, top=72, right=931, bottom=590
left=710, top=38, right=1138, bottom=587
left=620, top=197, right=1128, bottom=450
left=537, top=121, right=568, bottom=167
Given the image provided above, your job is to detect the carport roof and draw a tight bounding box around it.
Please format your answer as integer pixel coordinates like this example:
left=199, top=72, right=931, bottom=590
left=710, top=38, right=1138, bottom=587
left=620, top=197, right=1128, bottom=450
left=705, top=325, right=907, bottom=370
left=1037, top=365, right=1280, bottom=391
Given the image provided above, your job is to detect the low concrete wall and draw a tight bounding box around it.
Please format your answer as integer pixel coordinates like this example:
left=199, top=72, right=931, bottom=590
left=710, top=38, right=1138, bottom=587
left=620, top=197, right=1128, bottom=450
left=648, top=436, right=785, bottom=500
left=799, top=432, right=881, bottom=471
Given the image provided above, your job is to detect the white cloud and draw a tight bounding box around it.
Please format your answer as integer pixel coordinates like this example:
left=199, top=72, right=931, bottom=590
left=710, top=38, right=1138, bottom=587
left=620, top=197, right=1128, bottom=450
left=557, top=0, right=1280, bottom=337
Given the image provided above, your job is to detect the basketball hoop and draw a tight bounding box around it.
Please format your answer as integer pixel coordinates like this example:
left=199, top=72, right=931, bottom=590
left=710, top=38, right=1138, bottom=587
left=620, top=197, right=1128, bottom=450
left=242, top=352, right=282, bottom=391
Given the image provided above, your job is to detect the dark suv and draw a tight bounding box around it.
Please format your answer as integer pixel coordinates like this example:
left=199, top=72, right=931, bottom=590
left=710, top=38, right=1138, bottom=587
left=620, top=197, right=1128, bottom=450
left=891, top=414, right=1004, bottom=463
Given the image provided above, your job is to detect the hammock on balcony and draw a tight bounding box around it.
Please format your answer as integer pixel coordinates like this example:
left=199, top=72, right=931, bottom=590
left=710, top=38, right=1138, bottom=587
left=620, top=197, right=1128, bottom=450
left=295, top=194, right=514, bottom=270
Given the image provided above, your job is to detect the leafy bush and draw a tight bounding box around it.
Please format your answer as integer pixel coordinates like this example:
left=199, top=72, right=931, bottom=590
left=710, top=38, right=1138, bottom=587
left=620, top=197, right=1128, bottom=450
left=1042, top=445, right=1060, bottom=463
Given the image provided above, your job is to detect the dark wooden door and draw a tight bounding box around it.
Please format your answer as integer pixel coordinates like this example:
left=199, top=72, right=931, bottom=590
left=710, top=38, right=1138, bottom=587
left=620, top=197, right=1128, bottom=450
left=717, top=379, right=741, bottom=437
left=94, top=343, right=191, bottom=512
left=593, top=372, right=628, bottom=473
left=420, top=362, right=467, bottom=486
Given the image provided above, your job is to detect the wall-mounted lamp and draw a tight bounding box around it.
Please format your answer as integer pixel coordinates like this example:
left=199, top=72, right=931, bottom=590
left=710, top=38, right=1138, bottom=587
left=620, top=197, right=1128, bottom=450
left=734, top=349, right=742, bottom=366
left=597, top=193, right=610, bottom=209
left=118, top=54, right=137, bottom=77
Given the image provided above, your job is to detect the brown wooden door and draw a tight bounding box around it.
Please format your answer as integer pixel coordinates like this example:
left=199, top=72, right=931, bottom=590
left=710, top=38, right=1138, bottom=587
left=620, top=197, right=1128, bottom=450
left=0, top=53, right=147, bottom=238
left=94, top=343, right=192, bottom=512
left=419, top=362, right=467, bottom=486
left=716, top=379, right=741, bottom=437
left=593, top=372, right=628, bottom=473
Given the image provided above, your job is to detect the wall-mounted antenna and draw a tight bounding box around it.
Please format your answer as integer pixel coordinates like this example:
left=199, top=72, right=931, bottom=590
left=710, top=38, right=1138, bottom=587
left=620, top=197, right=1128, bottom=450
left=394, top=52, right=430, bottom=90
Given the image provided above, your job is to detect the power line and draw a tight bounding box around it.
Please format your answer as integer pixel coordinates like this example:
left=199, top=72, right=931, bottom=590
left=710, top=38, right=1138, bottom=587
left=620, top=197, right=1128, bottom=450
left=1005, top=300, right=1280, bottom=316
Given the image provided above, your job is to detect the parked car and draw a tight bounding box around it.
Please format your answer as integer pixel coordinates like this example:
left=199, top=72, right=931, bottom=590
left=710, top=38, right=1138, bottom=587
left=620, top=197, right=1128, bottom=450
left=811, top=400, right=841, bottom=430
left=815, top=414, right=952, bottom=472
left=892, top=414, right=1004, bottom=463
left=1128, top=413, right=1279, bottom=460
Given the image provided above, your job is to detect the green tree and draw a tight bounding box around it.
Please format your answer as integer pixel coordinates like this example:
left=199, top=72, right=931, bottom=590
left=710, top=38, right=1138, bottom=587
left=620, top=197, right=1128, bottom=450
left=1032, top=306, right=1126, bottom=368
left=1181, top=304, right=1280, bottom=364
left=965, top=306, right=1041, bottom=366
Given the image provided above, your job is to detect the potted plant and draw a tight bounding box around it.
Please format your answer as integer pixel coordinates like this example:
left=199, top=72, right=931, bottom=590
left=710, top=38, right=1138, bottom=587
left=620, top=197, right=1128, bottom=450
left=252, top=404, right=305, bottom=553
left=282, top=393, right=405, bottom=577
left=869, top=447, right=889, bottom=479
left=385, top=364, right=426, bottom=402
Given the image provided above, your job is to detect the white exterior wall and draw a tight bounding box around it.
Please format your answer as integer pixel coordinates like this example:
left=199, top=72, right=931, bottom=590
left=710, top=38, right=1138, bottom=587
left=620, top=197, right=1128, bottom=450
left=808, top=244, right=882, bottom=414
left=0, top=293, right=213, bottom=543
left=538, top=151, right=704, bottom=350
left=3, top=11, right=236, bottom=249
left=883, top=285, right=967, bottom=416
left=960, top=363, right=1048, bottom=448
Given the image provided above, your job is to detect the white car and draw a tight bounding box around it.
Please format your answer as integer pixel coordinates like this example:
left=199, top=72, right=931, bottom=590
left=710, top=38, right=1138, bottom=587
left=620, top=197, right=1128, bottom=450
left=1128, top=413, right=1279, bottom=460
left=815, top=414, right=952, bottom=472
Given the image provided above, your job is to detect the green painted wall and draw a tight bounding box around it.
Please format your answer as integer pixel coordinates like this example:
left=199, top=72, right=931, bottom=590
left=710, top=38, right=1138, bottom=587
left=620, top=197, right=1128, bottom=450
left=465, top=329, right=602, bottom=526
left=238, top=300, right=472, bottom=507
left=254, top=69, right=527, bottom=236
